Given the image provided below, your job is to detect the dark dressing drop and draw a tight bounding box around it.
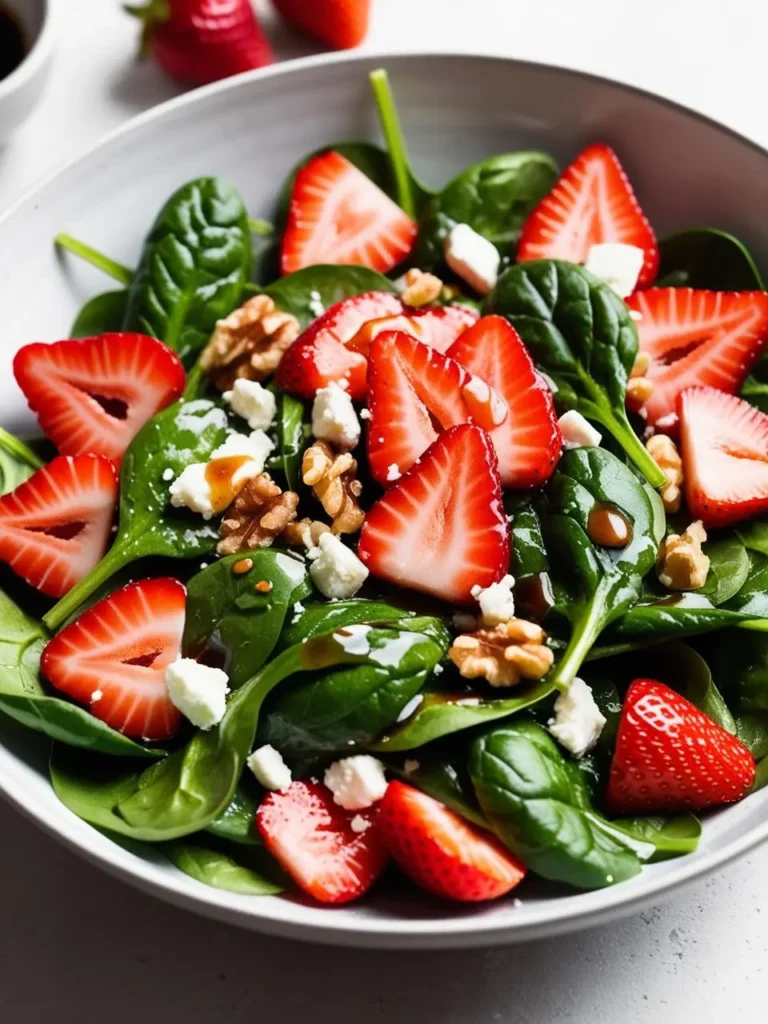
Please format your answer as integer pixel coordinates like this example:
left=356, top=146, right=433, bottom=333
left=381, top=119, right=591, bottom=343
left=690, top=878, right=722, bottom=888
left=587, top=503, right=633, bottom=548
left=0, top=6, right=27, bottom=83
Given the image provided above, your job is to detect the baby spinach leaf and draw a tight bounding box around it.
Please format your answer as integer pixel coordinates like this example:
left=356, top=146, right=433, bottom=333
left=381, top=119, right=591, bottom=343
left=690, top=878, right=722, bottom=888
left=371, top=678, right=554, bottom=753
left=538, top=447, right=658, bottom=688
left=721, top=551, right=768, bottom=620
left=44, top=399, right=229, bottom=630
left=638, top=641, right=736, bottom=733
left=613, top=592, right=750, bottom=641
left=0, top=439, right=37, bottom=496
left=0, top=589, right=157, bottom=758
left=123, top=178, right=251, bottom=366
left=258, top=624, right=446, bottom=757
left=752, top=756, right=768, bottom=792
left=698, top=533, right=750, bottom=606
left=70, top=290, right=128, bottom=337
left=469, top=721, right=648, bottom=888
left=183, top=551, right=310, bottom=688
left=486, top=260, right=665, bottom=486
left=50, top=745, right=154, bottom=836
left=393, top=751, right=488, bottom=828
left=656, top=229, right=765, bottom=290
left=164, top=839, right=283, bottom=895
left=265, top=388, right=307, bottom=491
left=263, top=265, right=398, bottom=329
left=610, top=814, right=701, bottom=861
left=709, top=630, right=768, bottom=756
left=415, top=152, right=558, bottom=270
left=206, top=785, right=261, bottom=845
left=278, top=599, right=450, bottom=650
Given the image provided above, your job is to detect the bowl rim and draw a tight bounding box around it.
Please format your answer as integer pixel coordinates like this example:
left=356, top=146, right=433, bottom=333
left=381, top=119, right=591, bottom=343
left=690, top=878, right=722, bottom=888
left=0, top=0, right=55, bottom=102
left=2, top=47, right=768, bottom=947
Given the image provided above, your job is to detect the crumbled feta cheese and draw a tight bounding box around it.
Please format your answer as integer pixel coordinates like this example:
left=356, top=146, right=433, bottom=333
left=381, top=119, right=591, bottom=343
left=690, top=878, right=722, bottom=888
left=452, top=611, right=478, bottom=632
left=471, top=575, right=516, bottom=626
left=350, top=814, right=370, bottom=834
left=90, top=689, right=103, bottom=703
left=169, top=463, right=215, bottom=518
left=433, top=663, right=444, bottom=675
left=210, top=430, right=273, bottom=487
left=309, top=533, right=368, bottom=599
left=558, top=410, right=602, bottom=450
left=584, top=243, right=644, bottom=299
left=169, top=430, right=273, bottom=518
left=224, top=379, right=277, bottom=431
left=547, top=677, right=606, bottom=758
left=324, top=755, right=388, bottom=810
left=403, top=758, right=420, bottom=775
left=165, top=658, right=230, bottom=730
left=311, top=382, right=361, bottom=451
left=162, top=468, right=175, bottom=482
left=247, top=744, right=292, bottom=791
left=359, top=408, right=371, bottom=420
left=444, top=223, right=500, bottom=295
left=386, top=463, right=401, bottom=482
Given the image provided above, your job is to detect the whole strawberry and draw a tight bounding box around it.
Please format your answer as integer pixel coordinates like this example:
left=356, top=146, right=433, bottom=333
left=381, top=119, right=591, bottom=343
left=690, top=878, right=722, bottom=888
left=126, top=0, right=273, bottom=86
left=272, top=0, right=370, bottom=50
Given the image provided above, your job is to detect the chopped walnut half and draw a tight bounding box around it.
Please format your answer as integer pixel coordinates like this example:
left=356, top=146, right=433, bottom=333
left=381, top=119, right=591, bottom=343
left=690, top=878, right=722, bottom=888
left=302, top=440, right=364, bottom=535
left=200, top=295, right=300, bottom=391
left=657, top=520, right=710, bottom=590
left=449, top=618, right=554, bottom=688
left=217, top=472, right=299, bottom=556
left=647, top=434, right=683, bottom=513
left=402, top=268, right=443, bottom=307
left=283, top=517, right=331, bottom=550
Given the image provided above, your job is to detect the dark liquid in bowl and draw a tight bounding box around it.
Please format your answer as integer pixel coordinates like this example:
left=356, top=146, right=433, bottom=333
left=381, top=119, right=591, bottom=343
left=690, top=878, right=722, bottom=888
left=0, top=6, right=27, bottom=83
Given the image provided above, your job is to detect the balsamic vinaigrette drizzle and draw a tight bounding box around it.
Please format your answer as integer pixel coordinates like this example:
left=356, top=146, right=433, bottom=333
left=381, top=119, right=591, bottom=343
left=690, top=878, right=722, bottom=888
left=0, top=5, right=27, bottom=83
left=587, top=503, right=633, bottom=549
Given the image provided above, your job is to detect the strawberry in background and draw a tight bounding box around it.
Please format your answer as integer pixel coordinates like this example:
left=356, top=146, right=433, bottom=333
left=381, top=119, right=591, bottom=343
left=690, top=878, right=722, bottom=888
left=126, top=0, right=273, bottom=85
left=271, top=0, right=371, bottom=50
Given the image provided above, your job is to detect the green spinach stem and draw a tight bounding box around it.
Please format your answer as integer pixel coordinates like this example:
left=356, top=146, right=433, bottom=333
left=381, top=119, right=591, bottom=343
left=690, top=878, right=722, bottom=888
left=0, top=428, right=44, bottom=470
left=55, top=233, right=134, bottom=288
left=182, top=362, right=205, bottom=401
left=553, top=599, right=607, bottom=691
left=369, top=68, right=416, bottom=218
left=43, top=540, right=135, bottom=632
left=603, top=411, right=666, bottom=489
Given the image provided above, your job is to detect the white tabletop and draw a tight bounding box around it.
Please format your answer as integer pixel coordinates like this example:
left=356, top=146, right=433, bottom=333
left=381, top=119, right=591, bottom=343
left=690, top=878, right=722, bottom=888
left=2, top=1, right=767, bottom=1019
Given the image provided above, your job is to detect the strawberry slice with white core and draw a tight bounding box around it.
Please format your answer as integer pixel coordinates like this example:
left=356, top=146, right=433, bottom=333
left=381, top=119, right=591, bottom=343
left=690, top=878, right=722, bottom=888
left=13, top=333, right=186, bottom=465
left=346, top=304, right=479, bottom=356
left=276, top=290, right=403, bottom=400
left=256, top=780, right=389, bottom=904
left=358, top=423, right=509, bottom=604
left=41, top=577, right=186, bottom=741
left=379, top=781, right=526, bottom=902
left=365, top=331, right=507, bottom=485
left=0, top=455, right=118, bottom=598
left=626, top=288, right=768, bottom=430
left=679, top=386, right=768, bottom=528
left=280, top=151, right=417, bottom=275
left=448, top=315, right=562, bottom=489
left=517, top=143, right=659, bottom=287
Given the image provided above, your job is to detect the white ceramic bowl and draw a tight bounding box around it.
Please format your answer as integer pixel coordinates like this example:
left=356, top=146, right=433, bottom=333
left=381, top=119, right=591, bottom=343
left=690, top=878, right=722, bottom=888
left=0, top=0, right=55, bottom=141
left=2, top=52, right=768, bottom=949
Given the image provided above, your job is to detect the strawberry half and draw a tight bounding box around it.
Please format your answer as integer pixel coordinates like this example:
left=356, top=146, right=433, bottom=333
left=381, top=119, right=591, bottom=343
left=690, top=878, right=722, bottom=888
left=346, top=304, right=479, bottom=356
left=448, top=315, right=562, bottom=489
left=0, top=455, right=117, bottom=598
left=276, top=291, right=403, bottom=399
left=679, top=386, right=768, bottom=527
left=366, top=331, right=507, bottom=485
left=358, top=423, right=509, bottom=604
left=41, top=578, right=186, bottom=741
left=379, top=781, right=526, bottom=902
left=281, top=151, right=417, bottom=276
left=14, top=333, right=186, bottom=465
left=626, top=288, right=768, bottom=430
left=517, top=143, right=658, bottom=287
left=256, top=780, right=389, bottom=904
left=272, top=0, right=371, bottom=50
left=606, top=678, right=755, bottom=814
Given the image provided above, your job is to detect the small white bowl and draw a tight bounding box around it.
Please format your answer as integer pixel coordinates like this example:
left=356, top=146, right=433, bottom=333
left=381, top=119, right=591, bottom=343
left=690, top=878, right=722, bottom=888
left=0, top=0, right=55, bottom=141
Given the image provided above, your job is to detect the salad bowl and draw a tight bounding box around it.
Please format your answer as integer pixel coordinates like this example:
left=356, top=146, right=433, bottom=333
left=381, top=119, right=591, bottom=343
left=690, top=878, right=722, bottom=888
left=2, top=51, right=768, bottom=949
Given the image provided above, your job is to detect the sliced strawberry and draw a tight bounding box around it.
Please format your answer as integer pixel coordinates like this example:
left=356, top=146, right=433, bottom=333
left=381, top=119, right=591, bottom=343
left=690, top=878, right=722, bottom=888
left=256, top=780, right=389, bottom=904
left=679, top=386, right=768, bottom=527
left=626, top=288, right=768, bottom=430
left=366, top=331, right=507, bottom=485
left=276, top=291, right=403, bottom=399
left=448, top=315, right=562, bottom=489
left=0, top=455, right=117, bottom=598
left=280, top=151, right=417, bottom=276
left=13, top=333, right=186, bottom=465
left=379, top=781, right=526, bottom=902
left=358, top=423, right=509, bottom=604
left=517, top=143, right=658, bottom=287
left=41, top=578, right=186, bottom=741
left=346, top=304, right=479, bottom=356
left=606, top=678, right=755, bottom=814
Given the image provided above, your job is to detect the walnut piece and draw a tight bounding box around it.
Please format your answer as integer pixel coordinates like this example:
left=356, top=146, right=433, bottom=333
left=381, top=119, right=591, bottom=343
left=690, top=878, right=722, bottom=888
left=217, top=472, right=299, bottom=556
left=283, top=517, right=331, bottom=550
left=301, top=440, right=364, bottom=535
left=402, top=268, right=443, bottom=307
left=200, top=295, right=300, bottom=391
left=647, top=434, right=683, bottom=513
left=448, top=618, right=554, bottom=689
left=626, top=376, right=653, bottom=405
left=657, top=520, right=710, bottom=590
